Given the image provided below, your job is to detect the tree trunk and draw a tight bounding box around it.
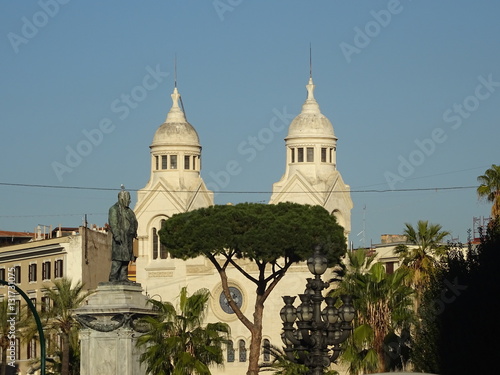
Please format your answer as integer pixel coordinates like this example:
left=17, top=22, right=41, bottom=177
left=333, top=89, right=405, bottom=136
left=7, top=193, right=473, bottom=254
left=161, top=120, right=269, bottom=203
left=246, top=298, right=264, bottom=375
left=374, top=328, right=386, bottom=374
left=62, top=332, right=70, bottom=375
left=376, top=348, right=385, bottom=374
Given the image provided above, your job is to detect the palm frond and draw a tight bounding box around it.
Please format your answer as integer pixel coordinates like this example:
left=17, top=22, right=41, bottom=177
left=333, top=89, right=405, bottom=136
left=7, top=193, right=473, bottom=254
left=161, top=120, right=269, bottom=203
left=137, top=288, right=229, bottom=375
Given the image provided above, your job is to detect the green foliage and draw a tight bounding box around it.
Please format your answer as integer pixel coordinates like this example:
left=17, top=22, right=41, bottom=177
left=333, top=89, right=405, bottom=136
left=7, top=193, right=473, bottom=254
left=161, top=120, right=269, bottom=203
left=137, top=287, right=230, bottom=375
left=160, top=202, right=346, bottom=267
left=410, top=270, right=443, bottom=374
left=160, top=202, right=347, bottom=375
left=259, top=344, right=310, bottom=375
left=259, top=344, right=338, bottom=375
left=331, top=250, right=414, bottom=374
left=42, top=278, right=91, bottom=328
left=394, top=220, right=451, bottom=308
left=28, top=327, right=81, bottom=375
left=477, top=163, right=500, bottom=217
left=341, top=324, right=378, bottom=374
left=396, top=220, right=451, bottom=260
left=0, top=299, right=11, bottom=375
left=31, top=278, right=91, bottom=375
left=390, top=220, right=450, bottom=373
left=414, top=218, right=500, bottom=374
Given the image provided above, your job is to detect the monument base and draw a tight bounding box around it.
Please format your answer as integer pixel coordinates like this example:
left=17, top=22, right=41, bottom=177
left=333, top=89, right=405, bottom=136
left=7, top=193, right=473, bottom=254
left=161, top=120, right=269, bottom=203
left=74, top=282, right=154, bottom=375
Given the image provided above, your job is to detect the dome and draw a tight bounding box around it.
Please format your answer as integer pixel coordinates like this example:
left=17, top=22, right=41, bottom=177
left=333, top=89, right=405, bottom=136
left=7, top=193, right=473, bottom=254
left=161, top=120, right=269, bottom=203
left=286, top=78, right=336, bottom=140
left=287, top=113, right=335, bottom=139
left=152, top=122, right=200, bottom=146
left=151, top=87, right=200, bottom=147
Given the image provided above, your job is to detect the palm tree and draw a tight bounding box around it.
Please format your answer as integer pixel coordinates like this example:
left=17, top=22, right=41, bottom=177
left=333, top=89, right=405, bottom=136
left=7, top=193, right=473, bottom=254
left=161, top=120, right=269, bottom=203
left=259, top=344, right=338, bottom=375
left=136, top=287, right=230, bottom=375
left=259, top=344, right=311, bottom=375
left=331, top=250, right=414, bottom=374
left=26, top=326, right=81, bottom=375
left=39, top=278, right=92, bottom=375
left=477, top=164, right=500, bottom=218
left=395, top=220, right=450, bottom=308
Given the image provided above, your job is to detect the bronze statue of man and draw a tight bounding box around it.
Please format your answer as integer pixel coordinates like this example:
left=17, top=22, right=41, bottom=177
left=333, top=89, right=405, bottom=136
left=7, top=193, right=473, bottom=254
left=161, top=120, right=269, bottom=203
left=108, top=189, right=138, bottom=282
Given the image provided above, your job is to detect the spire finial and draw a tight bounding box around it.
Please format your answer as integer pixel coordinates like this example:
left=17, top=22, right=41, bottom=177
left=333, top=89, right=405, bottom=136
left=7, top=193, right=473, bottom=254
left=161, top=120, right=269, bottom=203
left=302, top=46, right=319, bottom=113
left=170, top=88, right=180, bottom=108
left=306, top=78, right=315, bottom=101
left=165, top=57, right=187, bottom=122
left=165, top=86, right=186, bottom=122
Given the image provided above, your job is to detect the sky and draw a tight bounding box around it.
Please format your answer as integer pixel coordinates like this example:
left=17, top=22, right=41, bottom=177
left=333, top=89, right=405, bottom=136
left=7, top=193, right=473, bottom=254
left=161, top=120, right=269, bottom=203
left=1, top=0, right=498, bottom=247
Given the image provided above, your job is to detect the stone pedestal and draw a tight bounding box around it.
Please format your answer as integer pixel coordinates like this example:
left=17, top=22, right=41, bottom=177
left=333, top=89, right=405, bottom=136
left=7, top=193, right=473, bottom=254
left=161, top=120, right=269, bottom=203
left=74, top=282, right=155, bottom=375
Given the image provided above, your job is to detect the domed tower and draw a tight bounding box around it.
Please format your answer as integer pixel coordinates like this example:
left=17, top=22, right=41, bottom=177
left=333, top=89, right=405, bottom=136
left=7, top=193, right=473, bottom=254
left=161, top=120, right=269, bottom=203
left=270, top=76, right=353, bottom=236
left=149, top=86, right=203, bottom=188
left=134, top=85, right=213, bottom=275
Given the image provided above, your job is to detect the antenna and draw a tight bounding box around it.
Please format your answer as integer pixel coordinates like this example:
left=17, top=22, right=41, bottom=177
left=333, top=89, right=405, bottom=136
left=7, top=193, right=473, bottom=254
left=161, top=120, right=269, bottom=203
left=362, top=204, right=366, bottom=247
left=174, top=54, right=177, bottom=88
left=174, top=55, right=187, bottom=120
left=356, top=204, right=366, bottom=248
left=309, top=43, right=312, bottom=78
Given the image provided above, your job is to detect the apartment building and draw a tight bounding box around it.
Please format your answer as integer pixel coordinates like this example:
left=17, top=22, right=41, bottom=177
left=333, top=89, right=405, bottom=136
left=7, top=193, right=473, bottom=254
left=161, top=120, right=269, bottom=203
left=0, top=226, right=111, bottom=375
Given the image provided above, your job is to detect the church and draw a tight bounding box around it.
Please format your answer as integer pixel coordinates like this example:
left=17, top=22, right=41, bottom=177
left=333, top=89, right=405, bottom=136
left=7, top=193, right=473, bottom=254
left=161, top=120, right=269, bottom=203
left=133, top=71, right=353, bottom=374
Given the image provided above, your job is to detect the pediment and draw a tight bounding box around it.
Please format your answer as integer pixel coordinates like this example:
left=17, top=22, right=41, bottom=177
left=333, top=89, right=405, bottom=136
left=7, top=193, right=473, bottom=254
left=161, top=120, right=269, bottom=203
left=134, top=178, right=213, bottom=219
left=270, top=172, right=323, bottom=206
left=323, top=173, right=354, bottom=210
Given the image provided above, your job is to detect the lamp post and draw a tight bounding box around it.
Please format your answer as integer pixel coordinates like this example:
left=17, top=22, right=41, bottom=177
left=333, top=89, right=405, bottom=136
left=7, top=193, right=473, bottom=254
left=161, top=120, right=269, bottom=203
left=280, top=246, right=355, bottom=375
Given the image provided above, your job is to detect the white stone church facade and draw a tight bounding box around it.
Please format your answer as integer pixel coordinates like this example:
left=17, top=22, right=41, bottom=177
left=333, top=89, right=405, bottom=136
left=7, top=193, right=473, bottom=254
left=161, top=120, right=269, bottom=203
left=134, top=74, right=353, bottom=375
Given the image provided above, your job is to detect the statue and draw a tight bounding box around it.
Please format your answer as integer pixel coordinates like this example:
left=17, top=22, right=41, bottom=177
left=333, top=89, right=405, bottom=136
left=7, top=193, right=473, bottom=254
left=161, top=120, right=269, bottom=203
left=108, top=188, right=138, bottom=282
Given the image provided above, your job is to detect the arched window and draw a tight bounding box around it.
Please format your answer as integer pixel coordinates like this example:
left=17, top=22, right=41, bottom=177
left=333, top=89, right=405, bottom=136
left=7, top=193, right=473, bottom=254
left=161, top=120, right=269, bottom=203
left=152, top=228, right=158, bottom=260
left=263, top=339, right=271, bottom=362
left=159, top=220, right=167, bottom=259
left=239, top=340, right=247, bottom=362
left=226, top=340, right=235, bottom=363
left=332, top=210, right=345, bottom=230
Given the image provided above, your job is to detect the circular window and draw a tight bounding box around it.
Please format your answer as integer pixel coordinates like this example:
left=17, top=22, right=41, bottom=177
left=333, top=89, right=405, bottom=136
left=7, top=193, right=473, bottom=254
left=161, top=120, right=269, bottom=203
left=219, top=286, right=243, bottom=314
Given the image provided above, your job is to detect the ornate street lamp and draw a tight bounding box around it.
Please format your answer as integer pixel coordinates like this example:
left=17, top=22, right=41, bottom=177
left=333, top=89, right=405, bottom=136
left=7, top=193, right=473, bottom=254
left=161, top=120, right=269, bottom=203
left=280, top=246, right=355, bottom=375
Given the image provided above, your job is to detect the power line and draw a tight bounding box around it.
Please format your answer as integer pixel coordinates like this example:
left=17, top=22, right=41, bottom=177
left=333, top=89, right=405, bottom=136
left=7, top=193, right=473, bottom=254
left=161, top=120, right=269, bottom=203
left=0, top=183, right=480, bottom=220
left=0, top=213, right=105, bottom=219
left=354, top=165, right=490, bottom=189
left=0, top=181, right=478, bottom=194
left=0, top=182, right=118, bottom=191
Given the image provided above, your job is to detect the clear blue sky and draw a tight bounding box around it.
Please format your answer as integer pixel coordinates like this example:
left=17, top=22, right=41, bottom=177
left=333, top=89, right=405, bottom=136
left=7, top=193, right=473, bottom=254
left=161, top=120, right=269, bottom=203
left=1, top=0, right=498, bottom=246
